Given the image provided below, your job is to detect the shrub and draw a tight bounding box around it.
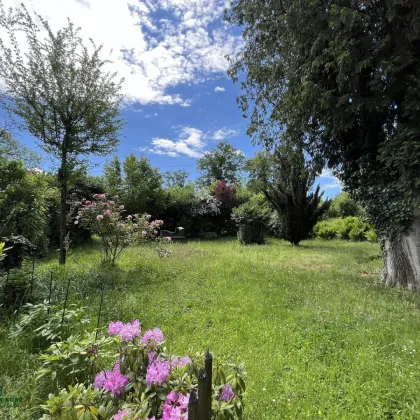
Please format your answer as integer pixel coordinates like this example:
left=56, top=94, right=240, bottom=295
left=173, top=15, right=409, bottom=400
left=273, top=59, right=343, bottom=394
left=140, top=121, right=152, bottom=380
left=313, top=217, right=377, bottom=242
left=324, top=192, right=362, bottom=219
left=76, top=194, right=164, bottom=264
left=39, top=319, right=246, bottom=420
left=232, top=194, right=271, bottom=244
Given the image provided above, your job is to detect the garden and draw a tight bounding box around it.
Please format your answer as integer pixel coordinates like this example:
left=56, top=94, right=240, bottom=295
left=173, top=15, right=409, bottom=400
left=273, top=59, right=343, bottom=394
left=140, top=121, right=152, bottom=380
left=1, top=1, right=420, bottom=419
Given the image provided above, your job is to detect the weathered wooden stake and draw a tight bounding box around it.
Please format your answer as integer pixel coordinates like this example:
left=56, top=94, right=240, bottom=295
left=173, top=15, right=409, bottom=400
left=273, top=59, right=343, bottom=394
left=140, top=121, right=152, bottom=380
left=198, top=351, right=213, bottom=420
left=188, top=389, right=198, bottom=420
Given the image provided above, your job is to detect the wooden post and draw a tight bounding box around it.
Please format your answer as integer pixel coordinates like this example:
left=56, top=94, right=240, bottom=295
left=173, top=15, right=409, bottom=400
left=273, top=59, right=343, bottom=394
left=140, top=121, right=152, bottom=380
left=47, top=270, right=53, bottom=314
left=188, top=389, right=198, bottom=420
left=198, top=351, right=213, bottom=420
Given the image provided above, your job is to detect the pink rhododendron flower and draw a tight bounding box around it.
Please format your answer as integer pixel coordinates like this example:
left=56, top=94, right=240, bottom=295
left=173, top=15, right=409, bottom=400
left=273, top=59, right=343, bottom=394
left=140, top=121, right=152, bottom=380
left=172, top=356, right=191, bottom=368
left=108, top=321, right=124, bottom=336
left=85, top=200, right=91, bottom=205
left=103, top=365, right=128, bottom=397
left=93, top=371, right=106, bottom=389
left=153, top=229, right=158, bottom=235
left=146, top=357, right=170, bottom=386
left=96, top=215, right=104, bottom=221
left=119, top=205, right=124, bottom=210
left=104, top=209, right=112, bottom=216
left=114, top=409, right=131, bottom=420
left=133, top=224, right=138, bottom=228
left=142, top=328, right=164, bottom=346
left=119, top=320, right=141, bottom=342
left=109, top=201, right=115, bottom=206
left=127, top=215, right=133, bottom=220
left=118, top=223, right=125, bottom=228
left=141, top=230, right=147, bottom=237
left=220, top=384, right=235, bottom=401
left=162, top=391, right=189, bottom=420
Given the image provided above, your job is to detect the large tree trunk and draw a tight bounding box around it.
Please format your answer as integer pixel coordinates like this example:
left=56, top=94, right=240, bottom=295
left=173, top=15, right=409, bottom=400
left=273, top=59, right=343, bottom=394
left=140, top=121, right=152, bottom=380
left=58, top=157, right=67, bottom=265
left=382, top=218, right=420, bottom=290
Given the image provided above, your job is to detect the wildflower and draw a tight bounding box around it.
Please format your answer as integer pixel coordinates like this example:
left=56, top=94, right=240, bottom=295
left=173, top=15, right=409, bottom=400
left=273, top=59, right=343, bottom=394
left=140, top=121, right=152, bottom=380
left=108, top=321, right=124, bottom=336
left=162, top=391, right=189, bottom=420
left=127, top=215, right=133, bottom=220
left=114, top=409, right=131, bottom=420
left=133, top=223, right=138, bottom=228
left=146, top=357, right=170, bottom=386
left=109, top=201, right=115, bottom=206
left=96, top=215, right=104, bottom=221
left=119, top=205, right=124, bottom=210
left=118, top=223, right=125, bottom=228
left=142, top=328, right=164, bottom=346
left=141, top=230, right=147, bottom=237
left=104, top=209, right=112, bottom=216
left=220, top=385, right=235, bottom=401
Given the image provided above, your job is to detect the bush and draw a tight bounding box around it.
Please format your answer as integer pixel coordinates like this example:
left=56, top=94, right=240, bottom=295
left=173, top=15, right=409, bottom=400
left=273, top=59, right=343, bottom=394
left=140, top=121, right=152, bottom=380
left=39, top=319, right=246, bottom=420
left=232, top=194, right=271, bottom=244
left=313, top=217, right=377, bottom=242
left=324, top=192, right=362, bottom=219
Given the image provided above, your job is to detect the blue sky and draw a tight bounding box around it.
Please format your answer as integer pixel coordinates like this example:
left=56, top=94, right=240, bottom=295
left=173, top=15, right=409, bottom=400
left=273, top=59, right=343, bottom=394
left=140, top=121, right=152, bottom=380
left=2, top=0, right=341, bottom=197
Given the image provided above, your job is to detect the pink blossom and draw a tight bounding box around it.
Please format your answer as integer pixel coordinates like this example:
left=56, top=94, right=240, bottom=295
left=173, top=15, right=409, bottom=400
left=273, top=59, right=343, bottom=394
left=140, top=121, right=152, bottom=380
left=153, top=229, right=158, bottom=235
left=127, top=215, right=133, bottom=220
left=146, top=357, right=170, bottom=386
left=166, top=237, right=172, bottom=242
left=142, top=328, right=164, bottom=346
left=109, top=201, right=115, bottom=206
left=144, top=221, right=149, bottom=227
left=141, top=230, right=147, bottom=237
left=162, top=391, right=189, bottom=420
left=172, top=356, right=191, bottom=368
left=96, top=215, right=104, bottom=221
left=104, top=209, right=112, bottom=216
left=118, top=223, right=125, bottom=228
left=94, top=371, right=106, bottom=389
left=114, top=409, right=131, bottom=420
left=93, top=194, right=98, bottom=199
left=119, top=205, right=124, bottom=210
left=108, top=321, right=124, bottom=336
left=103, top=366, right=128, bottom=397
left=114, top=195, right=119, bottom=199
left=85, top=200, right=92, bottom=205
left=133, top=223, right=138, bottom=228
left=220, top=384, right=235, bottom=401
left=119, top=320, right=141, bottom=342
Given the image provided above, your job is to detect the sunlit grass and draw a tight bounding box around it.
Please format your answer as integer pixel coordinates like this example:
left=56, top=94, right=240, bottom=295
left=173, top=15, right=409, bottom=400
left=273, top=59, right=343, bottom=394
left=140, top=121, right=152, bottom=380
left=2, top=238, right=420, bottom=419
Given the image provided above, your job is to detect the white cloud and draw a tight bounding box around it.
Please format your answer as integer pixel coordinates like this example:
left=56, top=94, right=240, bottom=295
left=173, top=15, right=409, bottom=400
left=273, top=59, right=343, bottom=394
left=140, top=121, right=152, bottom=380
left=319, top=169, right=342, bottom=190
left=211, top=127, right=239, bottom=141
left=214, top=86, right=225, bottom=92
left=0, top=0, right=241, bottom=105
left=149, top=127, right=205, bottom=158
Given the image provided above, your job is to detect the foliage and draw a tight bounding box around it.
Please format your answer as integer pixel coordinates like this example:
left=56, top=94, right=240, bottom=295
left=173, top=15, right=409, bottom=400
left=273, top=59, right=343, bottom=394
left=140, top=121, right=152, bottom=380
left=197, top=141, right=245, bottom=186
left=325, top=192, right=362, bottom=219
left=163, top=170, right=189, bottom=189
left=103, top=156, right=123, bottom=197
left=0, top=129, right=41, bottom=168
left=0, top=158, right=59, bottom=255
left=0, top=3, right=124, bottom=264
left=226, top=0, right=420, bottom=245
left=39, top=319, right=246, bottom=420
left=10, top=301, right=90, bottom=346
left=76, top=194, right=164, bottom=264
left=247, top=146, right=330, bottom=245
left=232, top=194, right=270, bottom=244
left=122, top=154, right=166, bottom=215
left=210, top=181, right=239, bottom=235
left=313, top=217, right=378, bottom=242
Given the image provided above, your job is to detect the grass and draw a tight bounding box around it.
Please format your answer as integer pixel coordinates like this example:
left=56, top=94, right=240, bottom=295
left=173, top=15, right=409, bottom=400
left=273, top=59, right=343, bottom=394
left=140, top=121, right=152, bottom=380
left=2, top=238, right=420, bottom=419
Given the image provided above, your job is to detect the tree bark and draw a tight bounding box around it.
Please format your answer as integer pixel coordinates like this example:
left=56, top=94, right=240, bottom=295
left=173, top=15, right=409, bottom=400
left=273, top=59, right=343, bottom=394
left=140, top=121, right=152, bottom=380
left=382, top=218, right=420, bottom=290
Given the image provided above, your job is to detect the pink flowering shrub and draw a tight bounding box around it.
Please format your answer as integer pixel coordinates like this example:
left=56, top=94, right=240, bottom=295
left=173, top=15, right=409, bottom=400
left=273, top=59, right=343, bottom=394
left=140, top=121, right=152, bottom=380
left=40, top=319, right=246, bottom=420
left=75, top=194, right=165, bottom=264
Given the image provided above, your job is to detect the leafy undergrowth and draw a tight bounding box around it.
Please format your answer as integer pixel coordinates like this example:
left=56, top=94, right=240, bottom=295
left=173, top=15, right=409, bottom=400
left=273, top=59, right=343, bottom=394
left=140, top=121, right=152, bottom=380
left=2, top=238, right=420, bottom=419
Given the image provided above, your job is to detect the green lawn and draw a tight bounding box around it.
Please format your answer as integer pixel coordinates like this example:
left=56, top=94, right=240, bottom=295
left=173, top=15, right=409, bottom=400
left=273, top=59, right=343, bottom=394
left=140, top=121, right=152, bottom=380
left=2, top=238, right=420, bottom=419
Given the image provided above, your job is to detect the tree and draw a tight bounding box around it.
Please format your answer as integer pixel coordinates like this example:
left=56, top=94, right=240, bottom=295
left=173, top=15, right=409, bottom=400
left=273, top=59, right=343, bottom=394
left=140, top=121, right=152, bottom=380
left=325, top=192, right=362, bottom=219
left=163, top=170, right=189, bottom=189
left=0, top=4, right=124, bottom=264
left=0, top=129, right=41, bottom=168
left=247, top=145, right=330, bottom=245
left=197, top=141, right=245, bottom=186
left=103, top=156, right=123, bottom=196
left=227, top=1, right=420, bottom=288
left=122, top=154, right=165, bottom=215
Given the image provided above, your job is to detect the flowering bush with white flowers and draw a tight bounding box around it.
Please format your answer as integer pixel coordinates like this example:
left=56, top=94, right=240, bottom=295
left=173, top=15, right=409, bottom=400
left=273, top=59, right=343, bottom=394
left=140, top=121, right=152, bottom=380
left=40, top=319, right=246, bottom=420
left=75, top=194, right=165, bottom=264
